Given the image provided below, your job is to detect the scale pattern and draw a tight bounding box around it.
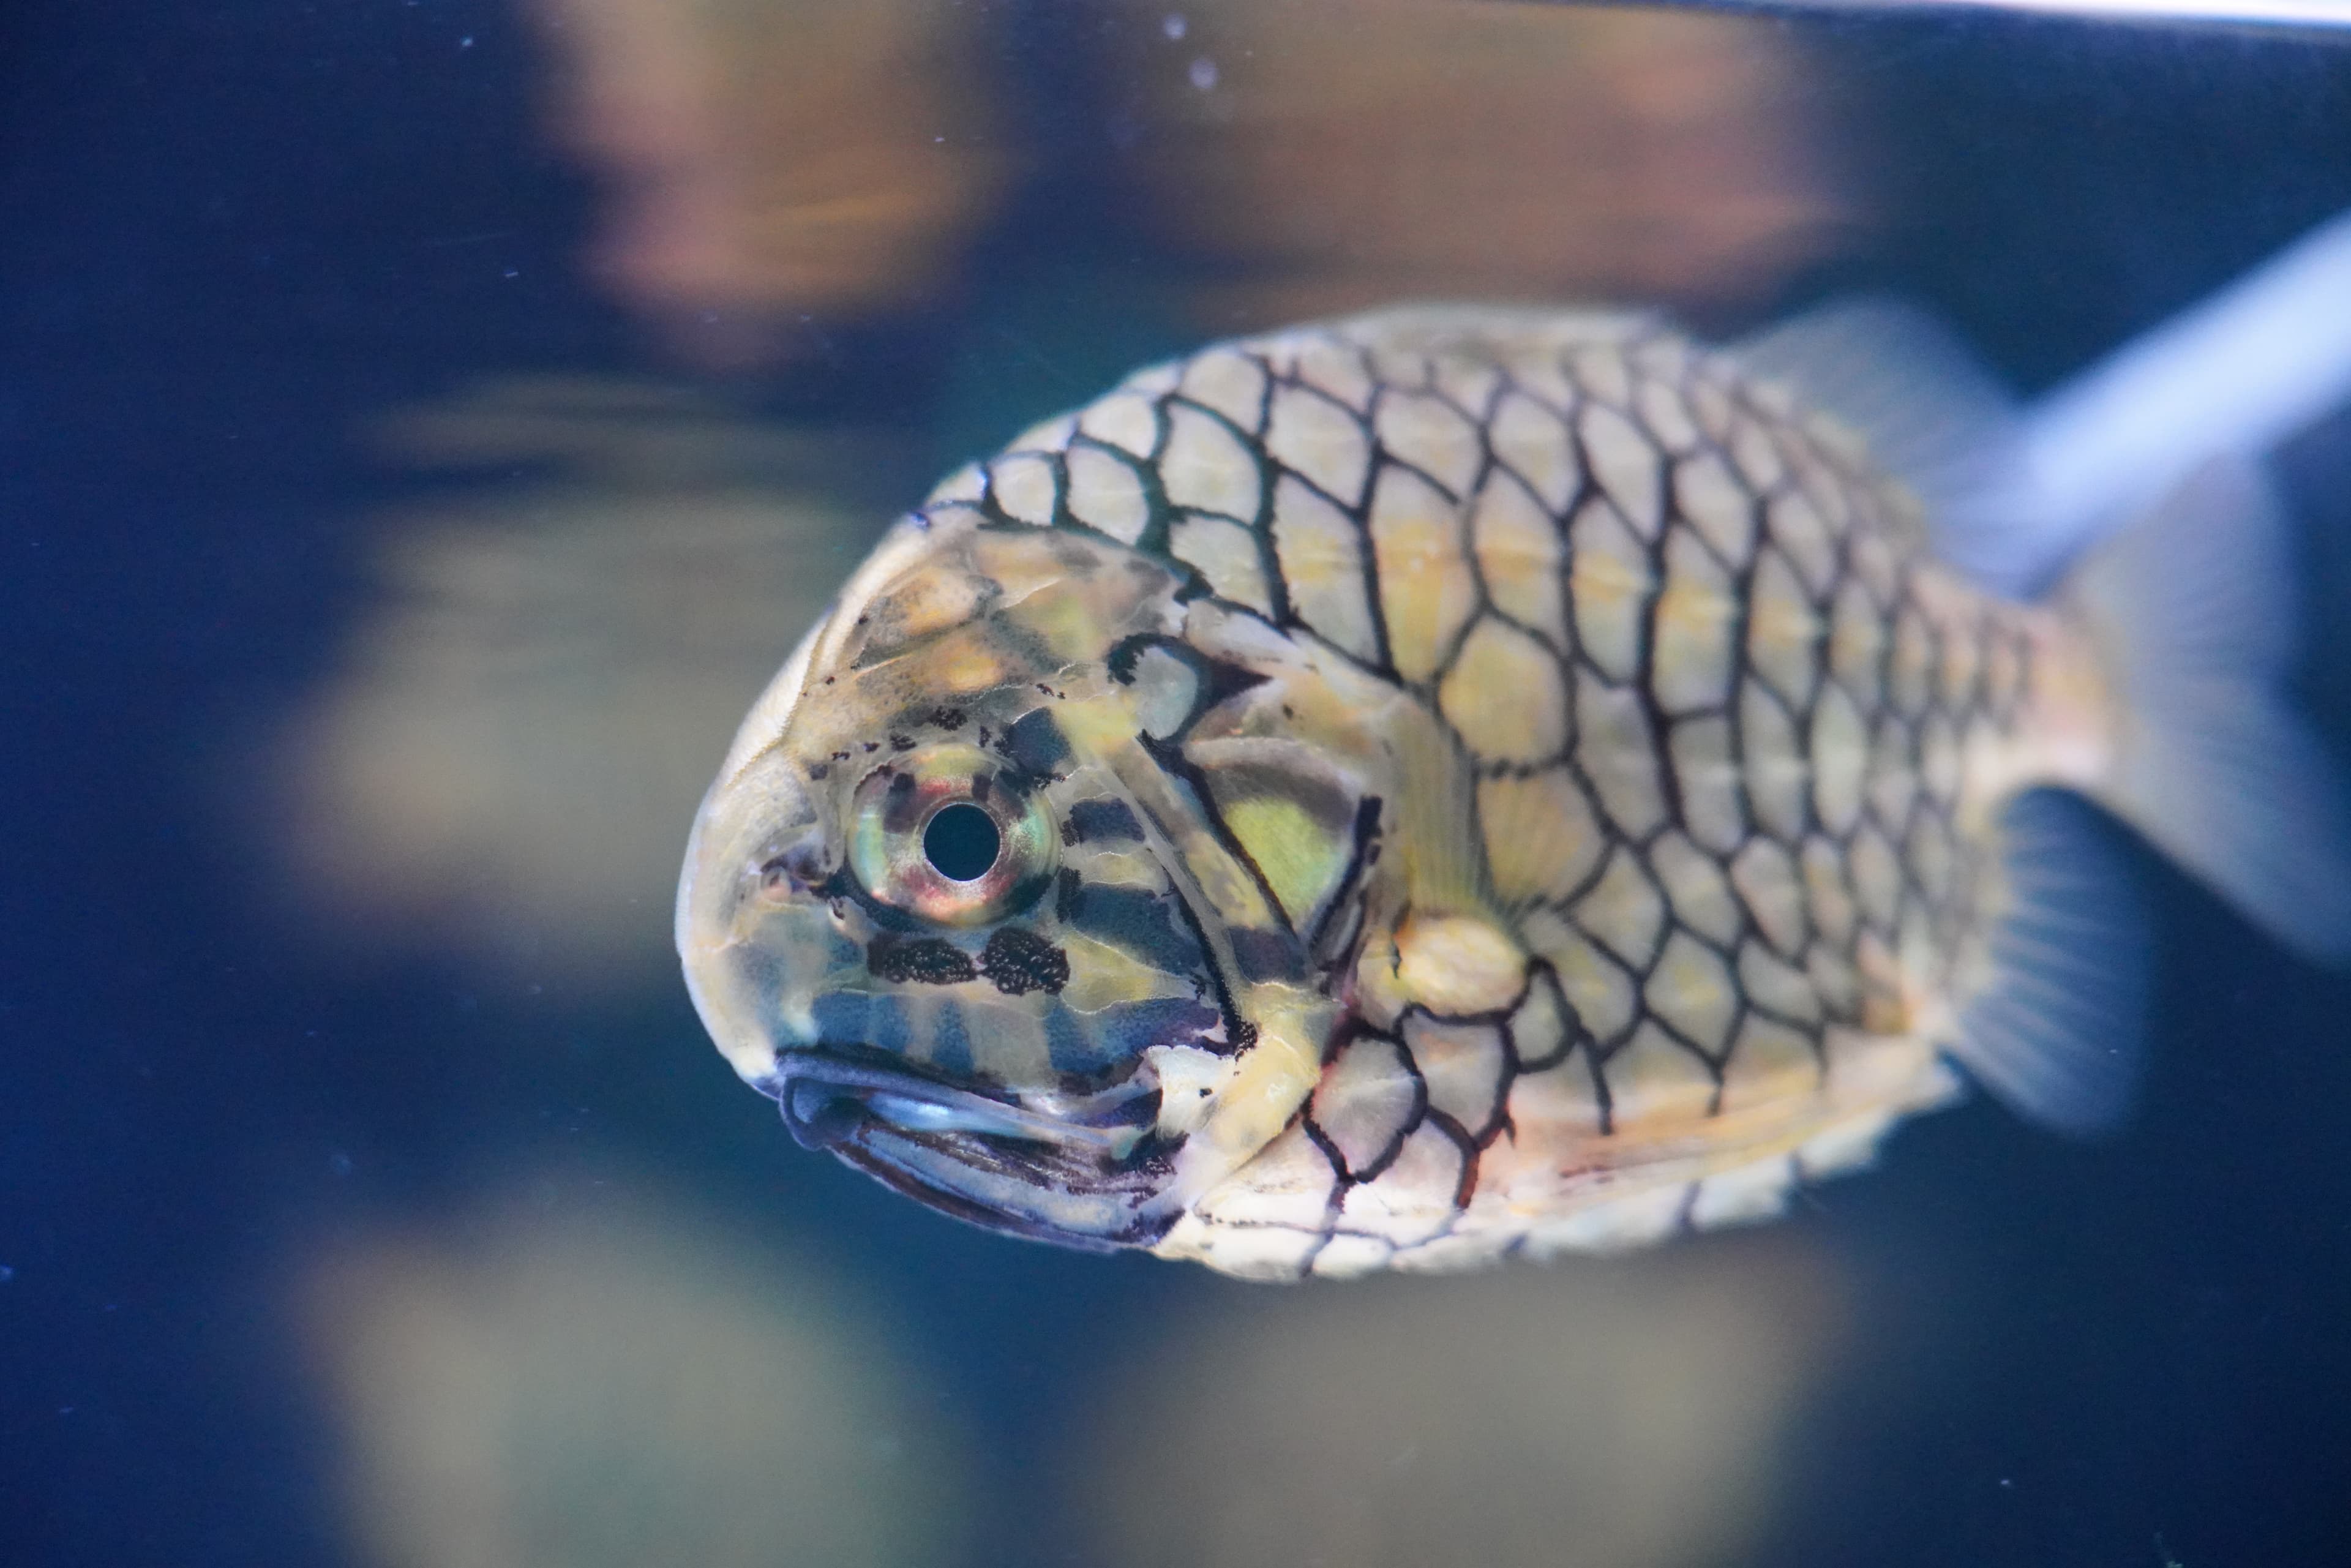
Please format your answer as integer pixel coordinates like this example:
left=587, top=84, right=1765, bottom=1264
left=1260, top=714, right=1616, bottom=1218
left=912, top=311, right=2047, bottom=1277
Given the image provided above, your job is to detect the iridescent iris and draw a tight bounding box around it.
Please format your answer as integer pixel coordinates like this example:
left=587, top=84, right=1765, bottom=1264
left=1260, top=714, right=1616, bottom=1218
left=846, top=744, right=1057, bottom=925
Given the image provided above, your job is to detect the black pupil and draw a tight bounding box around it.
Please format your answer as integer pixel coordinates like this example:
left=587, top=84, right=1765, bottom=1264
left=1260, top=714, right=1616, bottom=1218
left=923, top=803, right=1001, bottom=882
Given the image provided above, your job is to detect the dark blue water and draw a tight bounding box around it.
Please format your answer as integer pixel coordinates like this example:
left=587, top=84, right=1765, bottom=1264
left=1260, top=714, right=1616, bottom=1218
left=7, top=5, right=2351, bottom=1566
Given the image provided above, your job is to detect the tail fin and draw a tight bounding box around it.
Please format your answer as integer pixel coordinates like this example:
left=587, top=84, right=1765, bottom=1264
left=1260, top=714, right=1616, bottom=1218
left=2064, top=456, right=2351, bottom=960
left=1947, top=462, right=2349, bottom=1136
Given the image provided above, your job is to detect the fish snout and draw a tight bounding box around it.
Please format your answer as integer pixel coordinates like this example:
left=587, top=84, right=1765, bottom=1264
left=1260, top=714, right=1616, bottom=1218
left=677, top=749, right=841, bottom=1082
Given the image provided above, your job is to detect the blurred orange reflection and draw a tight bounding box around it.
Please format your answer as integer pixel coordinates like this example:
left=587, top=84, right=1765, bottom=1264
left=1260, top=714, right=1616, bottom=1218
left=1110, top=0, right=1851, bottom=325
left=530, top=0, right=1014, bottom=361
left=528, top=0, right=1850, bottom=359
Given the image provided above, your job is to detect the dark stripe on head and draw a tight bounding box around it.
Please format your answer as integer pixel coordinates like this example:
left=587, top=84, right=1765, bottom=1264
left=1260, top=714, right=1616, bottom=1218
left=1065, top=797, right=1145, bottom=844
left=809, top=989, right=872, bottom=1046
left=869, top=994, right=913, bottom=1054
left=1066, top=883, right=1205, bottom=977
left=1092, top=997, right=1221, bottom=1062
left=1044, top=1005, right=1095, bottom=1073
left=1305, top=794, right=1384, bottom=954
left=929, top=1000, right=975, bottom=1076
left=820, top=866, right=933, bottom=935
left=881, top=769, right=920, bottom=824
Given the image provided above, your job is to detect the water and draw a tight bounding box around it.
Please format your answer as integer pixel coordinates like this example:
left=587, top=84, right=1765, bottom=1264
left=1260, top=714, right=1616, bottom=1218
left=6, top=4, right=2350, bottom=1566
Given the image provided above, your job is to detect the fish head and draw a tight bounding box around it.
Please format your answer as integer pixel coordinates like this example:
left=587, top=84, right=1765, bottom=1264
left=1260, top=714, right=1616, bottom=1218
left=678, top=514, right=1379, bottom=1249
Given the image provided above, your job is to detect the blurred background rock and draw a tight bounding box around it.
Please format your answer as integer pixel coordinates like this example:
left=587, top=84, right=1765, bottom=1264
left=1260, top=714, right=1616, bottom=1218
left=1070, top=1232, right=1849, bottom=1568
left=258, top=378, right=906, bottom=992
left=302, top=1176, right=969, bottom=1568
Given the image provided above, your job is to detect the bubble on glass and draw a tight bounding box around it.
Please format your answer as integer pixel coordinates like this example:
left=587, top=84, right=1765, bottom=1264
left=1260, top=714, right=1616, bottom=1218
left=1188, top=55, right=1218, bottom=91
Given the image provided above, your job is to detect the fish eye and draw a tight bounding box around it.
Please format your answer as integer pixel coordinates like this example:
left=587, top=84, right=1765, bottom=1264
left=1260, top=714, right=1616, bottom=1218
left=922, top=803, right=1001, bottom=882
left=847, top=744, right=1057, bottom=926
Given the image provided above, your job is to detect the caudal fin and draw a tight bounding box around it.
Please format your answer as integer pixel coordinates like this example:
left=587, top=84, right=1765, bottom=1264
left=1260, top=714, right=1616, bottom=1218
left=2064, top=456, right=2351, bottom=960
left=1948, top=460, right=2348, bottom=1136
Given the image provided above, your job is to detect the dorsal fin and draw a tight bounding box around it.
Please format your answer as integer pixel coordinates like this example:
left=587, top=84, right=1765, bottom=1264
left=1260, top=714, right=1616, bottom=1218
left=1735, top=299, right=2044, bottom=596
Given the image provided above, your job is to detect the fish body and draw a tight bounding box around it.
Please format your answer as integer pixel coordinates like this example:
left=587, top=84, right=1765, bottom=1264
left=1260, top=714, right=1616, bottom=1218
left=678, top=305, right=2342, bottom=1279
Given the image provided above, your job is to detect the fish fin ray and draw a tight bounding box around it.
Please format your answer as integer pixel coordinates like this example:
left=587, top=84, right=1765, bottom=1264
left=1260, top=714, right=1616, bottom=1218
left=1952, top=790, right=2149, bottom=1135
left=2068, top=457, right=2351, bottom=958
left=1735, top=298, right=2044, bottom=594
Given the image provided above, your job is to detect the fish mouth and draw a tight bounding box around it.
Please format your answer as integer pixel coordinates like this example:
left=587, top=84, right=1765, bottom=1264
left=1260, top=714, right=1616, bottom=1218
left=765, top=1046, right=1176, bottom=1250
left=772, top=1048, right=1138, bottom=1153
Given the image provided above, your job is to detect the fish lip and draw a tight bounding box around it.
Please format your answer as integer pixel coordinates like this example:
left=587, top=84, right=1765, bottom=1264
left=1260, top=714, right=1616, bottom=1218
left=763, top=1045, right=1179, bottom=1251
left=767, top=1046, right=1133, bottom=1154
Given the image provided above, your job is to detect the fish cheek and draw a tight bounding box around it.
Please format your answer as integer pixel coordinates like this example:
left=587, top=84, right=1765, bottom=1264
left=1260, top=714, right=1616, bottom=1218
left=1224, top=795, right=1349, bottom=932
left=1187, top=738, right=1372, bottom=948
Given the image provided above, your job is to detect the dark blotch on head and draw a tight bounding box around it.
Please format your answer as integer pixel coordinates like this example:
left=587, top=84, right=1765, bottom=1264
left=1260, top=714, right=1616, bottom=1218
left=1066, top=797, right=1143, bottom=844
left=868, top=936, right=978, bottom=986
left=1005, top=708, right=1069, bottom=776
left=759, top=841, right=829, bottom=899
left=1105, top=634, right=1266, bottom=740
left=1229, top=926, right=1299, bottom=983
left=979, top=926, right=1070, bottom=996
left=880, top=769, right=923, bottom=831
left=1056, top=867, right=1086, bottom=921
left=931, top=707, right=967, bottom=730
